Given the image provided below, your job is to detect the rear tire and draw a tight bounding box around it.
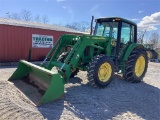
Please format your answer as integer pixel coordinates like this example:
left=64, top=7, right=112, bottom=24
left=124, top=48, right=148, bottom=83
left=87, top=54, right=114, bottom=88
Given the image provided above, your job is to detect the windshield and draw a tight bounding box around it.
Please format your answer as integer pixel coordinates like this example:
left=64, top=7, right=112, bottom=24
left=94, top=22, right=118, bottom=39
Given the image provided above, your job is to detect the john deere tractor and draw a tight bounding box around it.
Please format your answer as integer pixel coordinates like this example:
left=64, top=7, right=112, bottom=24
left=8, top=17, right=148, bottom=105
left=144, top=44, right=159, bottom=62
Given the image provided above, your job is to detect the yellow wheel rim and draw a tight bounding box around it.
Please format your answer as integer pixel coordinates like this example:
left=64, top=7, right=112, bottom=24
left=135, top=56, right=145, bottom=77
left=98, top=63, right=112, bottom=82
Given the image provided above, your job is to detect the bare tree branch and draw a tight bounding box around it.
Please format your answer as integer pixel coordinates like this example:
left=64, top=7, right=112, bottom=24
left=34, top=15, right=41, bottom=22
left=149, top=32, right=160, bottom=48
left=42, top=15, right=49, bottom=24
left=6, top=10, right=50, bottom=24
left=65, top=21, right=90, bottom=32
left=6, top=12, right=21, bottom=20
left=137, top=30, right=147, bottom=44
left=11, top=13, right=21, bottom=20
left=21, top=9, right=32, bottom=21
left=6, top=12, right=11, bottom=18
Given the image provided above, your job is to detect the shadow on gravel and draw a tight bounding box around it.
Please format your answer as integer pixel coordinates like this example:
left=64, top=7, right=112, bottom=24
left=38, top=75, right=160, bottom=120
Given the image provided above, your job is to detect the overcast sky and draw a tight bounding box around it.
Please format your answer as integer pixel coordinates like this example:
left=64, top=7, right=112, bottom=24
left=0, top=0, right=160, bottom=32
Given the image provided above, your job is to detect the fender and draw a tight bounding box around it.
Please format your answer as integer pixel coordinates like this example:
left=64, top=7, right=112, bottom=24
left=121, top=43, right=144, bottom=73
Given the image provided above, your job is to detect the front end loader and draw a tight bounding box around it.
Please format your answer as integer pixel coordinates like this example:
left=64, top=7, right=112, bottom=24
left=9, top=34, right=109, bottom=105
left=8, top=17, right=148, bottom=105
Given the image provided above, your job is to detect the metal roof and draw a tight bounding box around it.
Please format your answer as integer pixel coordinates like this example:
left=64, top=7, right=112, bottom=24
left=0, top=18, right=82, bottom=33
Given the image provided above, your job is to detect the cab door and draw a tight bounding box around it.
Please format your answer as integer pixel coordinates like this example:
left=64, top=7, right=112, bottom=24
left=117, top=22, right=136, bottom=59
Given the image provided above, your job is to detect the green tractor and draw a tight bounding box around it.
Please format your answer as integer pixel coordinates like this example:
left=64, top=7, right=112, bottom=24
left=144, top=44, right=159, bottom=62
left=8, top=17, right=148, bottom=105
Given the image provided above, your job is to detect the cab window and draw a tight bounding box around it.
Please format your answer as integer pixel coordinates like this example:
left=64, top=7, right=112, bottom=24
left=94, top=22, right=118, bottom=39
left=121, top=22, right=135, bottom=44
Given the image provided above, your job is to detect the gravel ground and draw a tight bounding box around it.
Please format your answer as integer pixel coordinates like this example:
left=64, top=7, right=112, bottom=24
left=0, top=62, right=160, bottom=120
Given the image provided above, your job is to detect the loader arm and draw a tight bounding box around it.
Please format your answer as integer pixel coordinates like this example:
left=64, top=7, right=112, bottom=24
left=44, top=34, right=110, bottom=81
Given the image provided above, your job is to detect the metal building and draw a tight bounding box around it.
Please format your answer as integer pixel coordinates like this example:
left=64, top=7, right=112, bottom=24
left=0, top=18, right=82, bottom=62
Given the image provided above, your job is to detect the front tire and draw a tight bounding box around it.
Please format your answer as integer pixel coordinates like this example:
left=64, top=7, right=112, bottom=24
left=87, top=55, right=114, bottom=88
left=124, top=48, right=148, bottom=83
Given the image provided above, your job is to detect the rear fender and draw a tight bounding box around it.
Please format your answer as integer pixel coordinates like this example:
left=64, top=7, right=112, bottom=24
left=121, top=43, right=144, bottom=73
left=122, top=43, right=144, bottom=61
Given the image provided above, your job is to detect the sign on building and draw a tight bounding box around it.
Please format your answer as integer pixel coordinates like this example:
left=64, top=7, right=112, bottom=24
left=32, top=34, right=53, bottom=48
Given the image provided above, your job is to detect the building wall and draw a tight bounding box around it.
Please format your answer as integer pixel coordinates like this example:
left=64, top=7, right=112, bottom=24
left=0, top=24, right=81, bottom=62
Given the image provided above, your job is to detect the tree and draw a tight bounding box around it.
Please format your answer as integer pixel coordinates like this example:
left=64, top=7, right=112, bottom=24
left=5, top=10, right=49, bottom=24
left=6, top=12, right=11, bottom=18
left=65, top=21, right=90, bottom=32
left=42, top=15, right=49, bottom=24
left=20, top=9, right=32, bottom=21
left=6, top=12, right=20, bottom=20
left=53, top=23, right=64, bottom=27
left=65, top=22, right=79, bottom=31
left=34, top=15, right=41, bottom=22
left=11, top=13, right=21, bottom=20
left=137, top=30, right=147, bottom=44
left=79, top=21, right=90, bottom=32
left=149, top=32, right=160, bottom=48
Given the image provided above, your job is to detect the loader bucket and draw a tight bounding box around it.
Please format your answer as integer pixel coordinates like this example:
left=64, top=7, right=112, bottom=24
left=8, top=60, right=64, bottom=106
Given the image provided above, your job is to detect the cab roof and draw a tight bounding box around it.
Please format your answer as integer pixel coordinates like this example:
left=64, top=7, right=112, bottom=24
left=96, top=17, right=137, bottom=26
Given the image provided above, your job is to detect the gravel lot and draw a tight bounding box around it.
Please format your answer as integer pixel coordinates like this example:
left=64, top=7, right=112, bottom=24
left=0, top=62, right=160, bottom=120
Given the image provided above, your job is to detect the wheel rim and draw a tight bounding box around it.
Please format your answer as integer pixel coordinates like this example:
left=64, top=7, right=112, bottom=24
left=98, top=63, right=112, bottom=82
left=135, top=55, right=145, bottom=77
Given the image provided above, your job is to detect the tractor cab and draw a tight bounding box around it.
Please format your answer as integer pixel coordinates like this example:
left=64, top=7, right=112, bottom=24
left=94, top=17, right=137, bottom=58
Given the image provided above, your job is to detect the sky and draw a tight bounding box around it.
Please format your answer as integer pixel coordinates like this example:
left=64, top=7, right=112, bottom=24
left=0, top=0, right=160, bottom=33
